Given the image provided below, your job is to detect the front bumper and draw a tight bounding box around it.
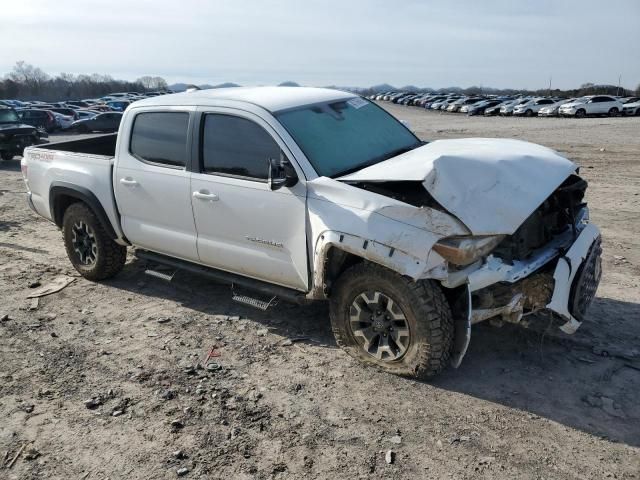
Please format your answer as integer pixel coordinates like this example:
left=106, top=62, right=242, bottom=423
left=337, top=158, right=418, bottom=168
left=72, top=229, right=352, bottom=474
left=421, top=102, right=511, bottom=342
left=449, top=223, right=602, bottom=367
left=546, top=223, right=602, bottom=333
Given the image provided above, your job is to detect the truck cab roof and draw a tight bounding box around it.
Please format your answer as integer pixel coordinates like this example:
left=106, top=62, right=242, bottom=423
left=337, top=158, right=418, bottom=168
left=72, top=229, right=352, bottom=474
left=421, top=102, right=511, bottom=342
left=131, top=86, right=357, bottom=113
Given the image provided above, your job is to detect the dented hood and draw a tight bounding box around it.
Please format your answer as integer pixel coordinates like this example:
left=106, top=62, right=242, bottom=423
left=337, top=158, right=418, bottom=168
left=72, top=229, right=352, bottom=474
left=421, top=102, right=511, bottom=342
left=339, top=138, right=577, bottom=235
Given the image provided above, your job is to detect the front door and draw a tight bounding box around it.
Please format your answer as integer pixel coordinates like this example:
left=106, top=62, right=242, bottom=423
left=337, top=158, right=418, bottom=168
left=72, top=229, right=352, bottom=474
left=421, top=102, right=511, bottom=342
left=190, top=110, right=308, bottom=291
left=114, top=109, right=199, bottom=261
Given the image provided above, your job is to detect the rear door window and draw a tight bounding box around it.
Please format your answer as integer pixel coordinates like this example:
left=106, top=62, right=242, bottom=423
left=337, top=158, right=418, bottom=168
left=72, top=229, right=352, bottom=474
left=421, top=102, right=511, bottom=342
left=130, top=112, right=189, bottom=167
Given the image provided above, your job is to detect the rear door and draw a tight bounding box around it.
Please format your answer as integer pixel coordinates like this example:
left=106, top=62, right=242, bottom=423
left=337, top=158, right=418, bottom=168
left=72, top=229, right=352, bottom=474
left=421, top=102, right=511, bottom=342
left=190, top=108, right=308, bottom=291
left=114, top=108, right=199, bottom=261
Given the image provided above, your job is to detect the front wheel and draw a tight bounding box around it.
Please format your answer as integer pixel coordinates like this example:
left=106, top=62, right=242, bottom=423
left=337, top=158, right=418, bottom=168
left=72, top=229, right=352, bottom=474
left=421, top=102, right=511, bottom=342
left=330, top=263, right=453, bottom=379
left=0, top=151, right=14, bottom=161
left=62, top=202, right=126, bottom=280
left=575, top=109, right=586, bottom=118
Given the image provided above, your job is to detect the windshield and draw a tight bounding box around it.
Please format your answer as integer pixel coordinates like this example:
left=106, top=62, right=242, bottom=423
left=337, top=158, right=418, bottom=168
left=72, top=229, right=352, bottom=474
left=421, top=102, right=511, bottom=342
left=0, top=109, right=20, bottom=123
left=276, top=98, right=421, bottom=178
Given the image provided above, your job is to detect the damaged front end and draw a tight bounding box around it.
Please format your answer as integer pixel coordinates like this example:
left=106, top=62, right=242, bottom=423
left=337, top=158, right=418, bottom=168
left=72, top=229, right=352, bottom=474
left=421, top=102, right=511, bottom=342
left=438, top=175, right=603, bottom=366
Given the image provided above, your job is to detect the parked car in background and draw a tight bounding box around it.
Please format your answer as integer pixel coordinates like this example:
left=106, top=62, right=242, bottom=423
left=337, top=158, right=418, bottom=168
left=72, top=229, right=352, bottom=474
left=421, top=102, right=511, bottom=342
left=50, top=107, right=80, bottom=120
left=622, top=100, right=640, bottom=116
left=52, top=112, right=75, bottom=130
left=559, top=96, right=623, bottom=117
left=484, top=101, right=510, bottom=116
left=513, top=98, right=556, bottom=116
left=18, top=109, right=57, bottom=132
left=66, top=100, right=91, bottom=108
left=107, top=100, right=131, bottom=111
left=75, top=110, right=101, bottom=120
left=0, top=106, right=47, bottom=161
left=448, top=98, right=483, bottom=113
left=466, top=99, right=503, bottom=116
left=71, top=112, right=122, bottom=132
left=538, top=99, right=574, bottom=117
left=500, top=98, right=530, bottom=116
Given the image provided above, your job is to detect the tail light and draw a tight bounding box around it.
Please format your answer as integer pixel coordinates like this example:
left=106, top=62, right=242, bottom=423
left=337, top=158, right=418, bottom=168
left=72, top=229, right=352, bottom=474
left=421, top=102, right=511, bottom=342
left=47, top=111, right=55, bottom=121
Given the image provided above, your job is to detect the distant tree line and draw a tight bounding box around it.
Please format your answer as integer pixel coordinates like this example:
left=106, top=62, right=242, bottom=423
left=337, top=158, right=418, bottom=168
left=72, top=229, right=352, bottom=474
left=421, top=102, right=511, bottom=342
left=0, top=61, right=169, bottom=101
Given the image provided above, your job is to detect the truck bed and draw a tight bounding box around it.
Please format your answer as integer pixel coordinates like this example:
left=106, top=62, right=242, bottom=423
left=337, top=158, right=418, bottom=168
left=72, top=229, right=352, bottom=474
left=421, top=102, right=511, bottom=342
left=32, top=133, right=117, bottom=158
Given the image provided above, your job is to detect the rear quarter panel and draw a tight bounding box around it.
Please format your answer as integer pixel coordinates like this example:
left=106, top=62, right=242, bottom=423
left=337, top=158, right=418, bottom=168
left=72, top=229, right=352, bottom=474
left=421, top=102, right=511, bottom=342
left=22, top=146, right=125, bottom=240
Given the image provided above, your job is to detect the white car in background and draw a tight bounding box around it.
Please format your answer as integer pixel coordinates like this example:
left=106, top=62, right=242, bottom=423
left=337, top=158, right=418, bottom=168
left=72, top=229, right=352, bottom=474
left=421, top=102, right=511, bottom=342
left=558, top=95, right=623, bottom=118
left=622, top=100, right=640, bottom=116
left=52, top=112, right=74, bottom=130
left=500, top=98, right=530, bottom=115
left=538, top=99, right=576, bottom=117
left=513, top=98, right=556, bottom=116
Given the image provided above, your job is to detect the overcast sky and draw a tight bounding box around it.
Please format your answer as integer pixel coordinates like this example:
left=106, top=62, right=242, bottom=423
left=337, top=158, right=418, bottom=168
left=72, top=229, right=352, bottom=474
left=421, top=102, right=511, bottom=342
left=1, top=0, right=639, bottom=89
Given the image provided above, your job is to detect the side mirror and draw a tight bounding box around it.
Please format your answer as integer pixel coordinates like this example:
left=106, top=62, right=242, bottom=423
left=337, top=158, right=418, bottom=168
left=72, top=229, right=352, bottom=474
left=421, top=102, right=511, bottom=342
left=269, top=155, right=298, bottom=191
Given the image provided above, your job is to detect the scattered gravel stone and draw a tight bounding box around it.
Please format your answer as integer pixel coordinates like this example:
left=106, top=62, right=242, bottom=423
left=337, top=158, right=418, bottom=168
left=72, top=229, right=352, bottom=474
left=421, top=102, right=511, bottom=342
left=172, top=450, right=187, bottom=459
left=84, top=397, right=102, bottom=409
left=157, top=317, right=171, bottom=324
left=161, top=389, right=177, bottom=400
left=385, top=450, right=395, bottom=464
left=176, top=466, right=189, bottom=476
left=206, top=362, right=221, bottom=371
left=28, top=281, right=41, bottom=288
left=171, top=419, right=184, bottom=431
left=388, top=435, right=402, bottom=444
left=256, top=328, right=269, bottom=336
left=112, top=410, right=124, bottom=417
left=1, top=314, right=10, bottom=322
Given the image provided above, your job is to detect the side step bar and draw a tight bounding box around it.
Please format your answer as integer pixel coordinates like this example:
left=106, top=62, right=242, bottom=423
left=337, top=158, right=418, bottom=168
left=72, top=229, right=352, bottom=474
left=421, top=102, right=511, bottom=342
left=135, top=249, right=309, bottom=305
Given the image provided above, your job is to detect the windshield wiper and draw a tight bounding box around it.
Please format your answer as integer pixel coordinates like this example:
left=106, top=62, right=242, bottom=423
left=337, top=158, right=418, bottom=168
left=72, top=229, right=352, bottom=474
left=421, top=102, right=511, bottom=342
left=334, top=141, right=424, bottom=178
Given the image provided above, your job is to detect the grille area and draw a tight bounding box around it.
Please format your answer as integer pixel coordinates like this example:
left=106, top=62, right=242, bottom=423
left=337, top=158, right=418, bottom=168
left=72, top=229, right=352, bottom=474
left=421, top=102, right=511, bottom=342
left=494, top=174, right=587, bottom=262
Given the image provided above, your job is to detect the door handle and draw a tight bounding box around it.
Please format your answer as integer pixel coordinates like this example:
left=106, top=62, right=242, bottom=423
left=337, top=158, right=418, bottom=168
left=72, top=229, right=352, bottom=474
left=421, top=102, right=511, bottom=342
left=193, top=190, right=219, bottom=201
left=120, top=178, right=139, bottom=186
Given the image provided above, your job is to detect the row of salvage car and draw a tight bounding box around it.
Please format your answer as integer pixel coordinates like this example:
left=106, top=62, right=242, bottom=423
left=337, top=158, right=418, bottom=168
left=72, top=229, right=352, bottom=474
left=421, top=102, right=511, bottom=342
left=370, top=91, right=640, bottom=117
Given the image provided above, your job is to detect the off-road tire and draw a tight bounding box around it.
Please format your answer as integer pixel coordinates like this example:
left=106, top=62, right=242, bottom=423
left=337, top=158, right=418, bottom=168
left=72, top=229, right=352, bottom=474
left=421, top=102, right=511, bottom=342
left=62, top=202, right=126, bottom=280
left=330, top=263, right=454, bottom=379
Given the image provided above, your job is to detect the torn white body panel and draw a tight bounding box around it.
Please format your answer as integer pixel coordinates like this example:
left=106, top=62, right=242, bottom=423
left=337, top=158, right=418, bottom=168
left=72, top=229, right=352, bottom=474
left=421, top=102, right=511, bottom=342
left=547, top=223, right=601, bottom=334
left=305, top=177, right=470, bottom=297
left=340, top=138, right=577, bottom=235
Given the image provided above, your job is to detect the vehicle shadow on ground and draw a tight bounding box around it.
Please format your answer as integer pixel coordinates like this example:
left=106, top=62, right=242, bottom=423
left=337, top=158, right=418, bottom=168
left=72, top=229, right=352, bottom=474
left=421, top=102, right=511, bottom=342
left=432, top=296, right=640, bottom=447
left=108, top=256, right=334, bottom=345
left=109, top=257, right=640, bottom=447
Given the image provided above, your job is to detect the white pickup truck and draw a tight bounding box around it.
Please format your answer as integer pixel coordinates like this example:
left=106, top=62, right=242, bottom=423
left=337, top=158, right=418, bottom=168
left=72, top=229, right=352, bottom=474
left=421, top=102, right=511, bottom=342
left=21, top=87, right=602, bottom=378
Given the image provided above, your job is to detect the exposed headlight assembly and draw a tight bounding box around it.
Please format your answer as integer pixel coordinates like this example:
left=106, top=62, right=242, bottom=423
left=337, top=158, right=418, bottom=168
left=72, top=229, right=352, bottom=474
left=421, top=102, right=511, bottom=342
left=433, top=235, right=505, bottom=266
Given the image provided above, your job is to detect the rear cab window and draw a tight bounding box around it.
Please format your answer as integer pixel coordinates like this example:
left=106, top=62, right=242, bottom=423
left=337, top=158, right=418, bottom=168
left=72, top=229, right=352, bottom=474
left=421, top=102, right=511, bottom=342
left=130, top=112, right=189, bottom=168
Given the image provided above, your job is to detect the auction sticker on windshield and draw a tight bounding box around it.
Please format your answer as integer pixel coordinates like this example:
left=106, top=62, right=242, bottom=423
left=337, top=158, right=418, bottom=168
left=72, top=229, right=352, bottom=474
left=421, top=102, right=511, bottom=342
left=347, top=97, right=369, bottom=109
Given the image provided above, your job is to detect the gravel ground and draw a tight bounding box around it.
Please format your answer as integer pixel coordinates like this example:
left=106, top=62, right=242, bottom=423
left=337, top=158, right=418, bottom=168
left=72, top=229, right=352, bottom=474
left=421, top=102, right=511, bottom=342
left=1, top=112, right=639, bottom=479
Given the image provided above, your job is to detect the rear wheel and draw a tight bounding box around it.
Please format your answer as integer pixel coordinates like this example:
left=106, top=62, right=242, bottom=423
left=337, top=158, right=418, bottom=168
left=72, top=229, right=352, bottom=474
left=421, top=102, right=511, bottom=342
left=330, top=263, right=453, bottom=379
left=0, top=151, right=14, bottom=161
left=62, top=203, right=126, bottom=280
left=575, top=109, right=586, bottom=118
left=608, top=107, right=619, bottom=117
left=525, top=109, right=533, bottom=117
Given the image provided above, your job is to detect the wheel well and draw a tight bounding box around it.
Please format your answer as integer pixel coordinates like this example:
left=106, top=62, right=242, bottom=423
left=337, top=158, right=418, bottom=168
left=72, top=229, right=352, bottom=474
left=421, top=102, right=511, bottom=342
left=49, top=184, right=118, bottom=239
left=51, top=194, right=80, bottom=228
left=323, top=247, right=364, bottom=296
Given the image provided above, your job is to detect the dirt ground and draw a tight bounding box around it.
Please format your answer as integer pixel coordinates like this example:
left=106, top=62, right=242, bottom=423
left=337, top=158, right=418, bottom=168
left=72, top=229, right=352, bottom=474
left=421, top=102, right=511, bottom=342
left=1, top=108, right=639, bottom=480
